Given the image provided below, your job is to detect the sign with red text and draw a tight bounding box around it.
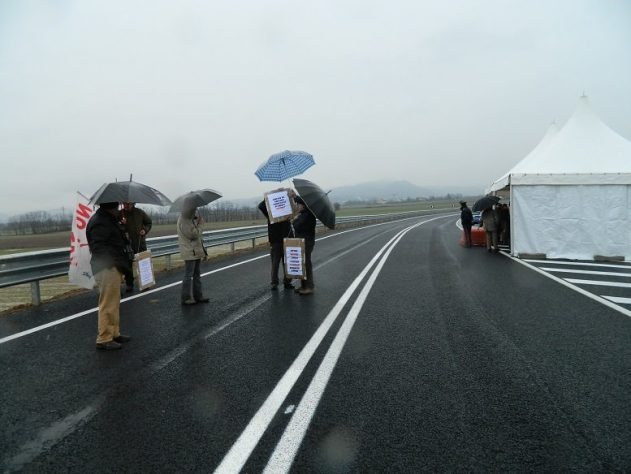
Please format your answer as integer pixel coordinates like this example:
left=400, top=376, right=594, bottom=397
left=284, top=237, right=306, bottom=279
left=68, top=194, right=95, bottom=289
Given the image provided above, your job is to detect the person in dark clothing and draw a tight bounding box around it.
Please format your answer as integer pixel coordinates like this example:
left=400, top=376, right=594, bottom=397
left=120, top=202, right=152, bottom=292
left=86, top=202, right=133, bottom=351
left=460, top=200, right=473, bottom=248
left=498, top=204, right=511, bottom=246
left=258, top=200, right=293, bottom=290
left=292, top=196, right=316, bottom=295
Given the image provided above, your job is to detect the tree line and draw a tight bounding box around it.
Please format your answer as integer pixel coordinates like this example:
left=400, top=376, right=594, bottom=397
left=0, top=202, right=263, bottom=236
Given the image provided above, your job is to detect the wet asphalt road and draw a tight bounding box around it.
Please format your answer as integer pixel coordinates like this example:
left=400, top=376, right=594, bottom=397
left=1, top=214, right=631, bottom=473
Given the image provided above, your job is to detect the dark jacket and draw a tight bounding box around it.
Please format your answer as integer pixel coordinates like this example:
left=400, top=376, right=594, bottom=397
left=86, top=208, right=132, bottom=275
left=293, top=208, right=316, bottom=243
left=460, top=206, right=473, bottom=226
left=122, top=207, right=152, bottom=253
left=258, top=200, right=292, bottom=244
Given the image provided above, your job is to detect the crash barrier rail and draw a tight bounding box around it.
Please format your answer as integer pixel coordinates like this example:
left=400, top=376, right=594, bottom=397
left=0, top=209, right=449, bottom=305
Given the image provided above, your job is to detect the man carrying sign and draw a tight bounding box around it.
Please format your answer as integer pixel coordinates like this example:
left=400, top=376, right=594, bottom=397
left=258, top=199, right=294, bottom=290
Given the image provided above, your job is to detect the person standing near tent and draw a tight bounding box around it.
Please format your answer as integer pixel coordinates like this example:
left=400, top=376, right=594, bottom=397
left=460, top=200, right=473, bottom=247
left=292, top=196, right=317, bottom=295
left=86, top=201, right=132, bottom=351
left=120, top=202, right=152, bottom=292
left=481, top=205, right=499, bottom=253
left=258, top=200, right=294, bottom=290
left=177, top=203, right=210, bottom=305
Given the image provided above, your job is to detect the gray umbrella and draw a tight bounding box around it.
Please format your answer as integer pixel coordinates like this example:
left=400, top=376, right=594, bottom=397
left=90, top=180, right=172, bottom=206
left=169, top=188, right=223, bottom=212
left=292, top=178, right=335, bottom=229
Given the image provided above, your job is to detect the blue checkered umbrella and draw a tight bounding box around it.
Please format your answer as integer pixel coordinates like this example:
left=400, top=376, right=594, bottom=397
left=254, top=150, right=315, bottom=182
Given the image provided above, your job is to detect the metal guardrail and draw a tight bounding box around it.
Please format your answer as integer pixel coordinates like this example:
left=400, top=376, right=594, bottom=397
left=0, top=209, right=449, bottom=305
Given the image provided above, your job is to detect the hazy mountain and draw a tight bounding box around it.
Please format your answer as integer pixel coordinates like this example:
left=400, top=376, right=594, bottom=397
left=327, top=181, right=483, bottom=203
left=226, top=180, right=483, bottom=208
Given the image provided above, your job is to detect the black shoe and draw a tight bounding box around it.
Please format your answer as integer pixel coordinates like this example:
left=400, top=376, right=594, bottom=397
left=283, top=282, right=294, bottom=289
left=182, top=299, right=197, bottom=305
left=113, top=335, right=131, bottom=343
left=96, top=341, right=122, bottom=351
left=270, top=283, right=278, bottom=291
left=195, top=297, right=210, bottom=303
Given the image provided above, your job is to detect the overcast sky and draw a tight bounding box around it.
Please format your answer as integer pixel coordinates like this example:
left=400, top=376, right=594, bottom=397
left=1, top=0, right=630, bottom=214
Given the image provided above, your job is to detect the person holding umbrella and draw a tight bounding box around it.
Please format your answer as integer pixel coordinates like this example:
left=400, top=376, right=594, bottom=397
left=292, top=196, right=317, bottom=295
left=258, top=199, right=294, bottom=291
left=86, top=202, right=133, bottom=351
left=177, top=201, right=210, bottom=305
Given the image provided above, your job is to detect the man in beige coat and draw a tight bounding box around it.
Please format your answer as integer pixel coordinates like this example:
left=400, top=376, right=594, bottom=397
left=177, top=204, right=210, bottom=305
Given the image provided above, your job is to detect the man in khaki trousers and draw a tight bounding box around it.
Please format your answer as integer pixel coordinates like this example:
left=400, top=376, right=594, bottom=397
left=86, top=202, right=133, bottom=351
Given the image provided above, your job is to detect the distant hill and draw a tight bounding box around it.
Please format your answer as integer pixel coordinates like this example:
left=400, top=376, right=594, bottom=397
left=327, top=180, right=483, bottom=203
left=225, top=180, right=483, bottom=208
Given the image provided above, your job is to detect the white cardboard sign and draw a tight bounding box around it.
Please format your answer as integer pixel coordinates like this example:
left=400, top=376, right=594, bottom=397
left=265, top=189, right=295, bottom=223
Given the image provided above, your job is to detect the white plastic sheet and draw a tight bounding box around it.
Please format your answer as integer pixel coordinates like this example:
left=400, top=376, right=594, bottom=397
left=513, top=185, right=631, bottom=260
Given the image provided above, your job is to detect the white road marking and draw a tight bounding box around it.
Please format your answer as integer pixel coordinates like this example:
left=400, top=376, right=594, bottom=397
left=263, top=221, right=421, bottom=473
left=284, top=405, right=295, bottom=415
left=564, top=279, right=631, bottom=288
left=540, top=268, right=631, bottom=278
left=212, top=216, right=448, bottom=474
left=501, top=253, right=631, bottom=319
left=524, top=259, right=631, bottom=270
left=602, top=296, right=631, bottom=305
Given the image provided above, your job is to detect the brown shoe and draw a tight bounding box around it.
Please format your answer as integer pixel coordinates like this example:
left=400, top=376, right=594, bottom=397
left=96, top=341, right=122, bottom=351
left=297, top=288, right=314, bottom=295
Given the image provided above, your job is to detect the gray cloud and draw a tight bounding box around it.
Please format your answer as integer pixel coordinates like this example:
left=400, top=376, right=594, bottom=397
left=1, top=0, right=630, bottom=214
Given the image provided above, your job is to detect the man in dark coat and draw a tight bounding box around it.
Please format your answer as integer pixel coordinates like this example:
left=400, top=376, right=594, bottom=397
left=86, top=202, right=133, bottom=351
left=460, top=200, right=473, bottom=248
left=258, top=200, right=293, bottom=290
left=292, top=196, right=316, bottom=295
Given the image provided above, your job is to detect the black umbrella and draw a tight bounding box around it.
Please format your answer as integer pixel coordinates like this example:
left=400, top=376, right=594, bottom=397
left=472, top=195, right=500, bottom=212
left=90, top=180, right=172, bottom=206
left=169, top=189, right=223, bottom=212
left=292, top=178, right=335, bottom=229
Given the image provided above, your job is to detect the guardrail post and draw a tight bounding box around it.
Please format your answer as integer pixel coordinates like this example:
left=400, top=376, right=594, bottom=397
left=230, top=242, right=235, bottom=252
left=31, top=281, right=41, bottom=306
left=251, top=238, right=256, bottom=247
left=165, top=255, right=171, bottom=271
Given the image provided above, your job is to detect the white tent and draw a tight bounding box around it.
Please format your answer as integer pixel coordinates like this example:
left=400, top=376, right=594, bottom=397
left=490, top=96, right=631, bottom=260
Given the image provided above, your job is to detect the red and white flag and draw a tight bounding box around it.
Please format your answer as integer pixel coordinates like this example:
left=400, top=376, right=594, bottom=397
left=68, top=193, right=95, bottom=289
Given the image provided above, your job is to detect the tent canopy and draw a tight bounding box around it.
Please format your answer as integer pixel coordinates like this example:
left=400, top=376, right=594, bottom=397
left=490, top=96, right=631, bottom=190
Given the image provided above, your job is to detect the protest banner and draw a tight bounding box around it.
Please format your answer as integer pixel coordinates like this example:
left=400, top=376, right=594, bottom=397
left=283, top=237, right=306, bottom=280
left=264, top=188, right=296, bottom=224
left=68, top=193, right=95, bottom=289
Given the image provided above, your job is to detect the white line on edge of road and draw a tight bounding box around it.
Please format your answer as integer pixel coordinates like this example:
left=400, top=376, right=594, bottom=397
left=262, top=221, right=423, bottom=473
left=213, top=216, right=446, bottom=474
left=0, top=214, right=438, bottom=346
left=501, top=253, right=631, bottom=319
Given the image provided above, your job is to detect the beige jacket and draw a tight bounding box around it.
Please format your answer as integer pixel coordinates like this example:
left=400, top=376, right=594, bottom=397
left=177, top=212, right=205, bottom=261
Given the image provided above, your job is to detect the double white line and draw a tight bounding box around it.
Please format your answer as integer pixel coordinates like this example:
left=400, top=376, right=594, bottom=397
left=215, top=216, right=446, bottom=473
